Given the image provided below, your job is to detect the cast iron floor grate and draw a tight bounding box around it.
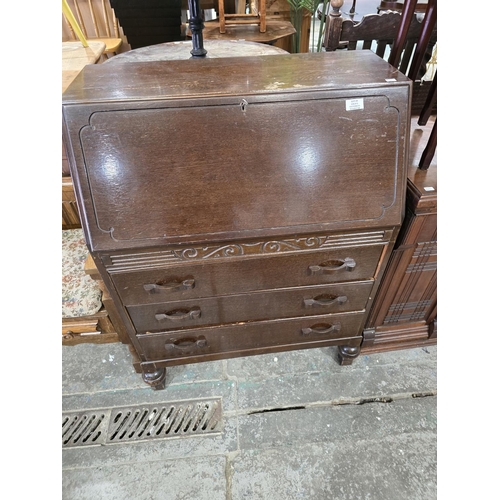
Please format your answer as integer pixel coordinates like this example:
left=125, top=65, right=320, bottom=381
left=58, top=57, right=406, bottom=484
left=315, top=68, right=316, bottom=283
left=62, top=397, right=222, bottom=448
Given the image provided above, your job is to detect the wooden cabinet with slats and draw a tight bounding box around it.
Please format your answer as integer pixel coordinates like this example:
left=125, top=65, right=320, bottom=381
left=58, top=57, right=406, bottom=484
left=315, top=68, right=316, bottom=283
left=362, top=163, right=437, bottom=353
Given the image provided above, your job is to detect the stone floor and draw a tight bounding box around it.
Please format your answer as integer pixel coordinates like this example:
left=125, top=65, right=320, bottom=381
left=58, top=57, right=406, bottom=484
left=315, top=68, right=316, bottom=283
left=62, top=342, right=437, bottom=499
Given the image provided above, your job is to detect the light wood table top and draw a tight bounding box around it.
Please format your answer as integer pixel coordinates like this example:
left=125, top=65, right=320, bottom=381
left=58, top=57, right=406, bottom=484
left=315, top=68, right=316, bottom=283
left=62, top=41, right=106, bottom=93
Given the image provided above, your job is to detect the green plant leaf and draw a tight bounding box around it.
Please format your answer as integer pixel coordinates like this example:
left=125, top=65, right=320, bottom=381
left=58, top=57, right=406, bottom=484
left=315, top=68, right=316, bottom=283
left=286, top=0, right=304, bottom=12
left=300, top=0, right=322, bottom=13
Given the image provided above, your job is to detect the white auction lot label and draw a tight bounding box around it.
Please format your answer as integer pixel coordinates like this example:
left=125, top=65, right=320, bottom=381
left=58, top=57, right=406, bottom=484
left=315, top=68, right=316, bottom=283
left=346, top=98, right=364, bottom=111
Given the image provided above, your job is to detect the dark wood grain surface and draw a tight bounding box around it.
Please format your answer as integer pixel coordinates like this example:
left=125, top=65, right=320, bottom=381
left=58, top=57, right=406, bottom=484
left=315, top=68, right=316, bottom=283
left=63, top=51, right=410, bottom=252
left=62, top=50, right=410, bottom=383
left=127, top=280, right=373, bottom=332
left=62, top=50, right=409, bottom=103
left=136, top=311, right=366, bottom=363
left=110, top=244, right=384, bottom=306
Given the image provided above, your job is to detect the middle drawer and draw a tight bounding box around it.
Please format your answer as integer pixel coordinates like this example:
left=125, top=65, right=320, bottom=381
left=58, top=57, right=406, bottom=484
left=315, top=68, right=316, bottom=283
left=127, top=281, right=373, bottom=333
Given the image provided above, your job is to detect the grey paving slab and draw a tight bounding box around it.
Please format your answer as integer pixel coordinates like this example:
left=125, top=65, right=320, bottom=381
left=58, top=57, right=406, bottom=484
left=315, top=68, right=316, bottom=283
left=62, top=455, right=227, bottom=500
left=231, top=396, right=436, bottom=500
left=226, top=347, right=339, bottom=381
left=225, top=345, right=436, bottom=381
left=237, top=396, right=437, bottom=450
left=229, top=347, right=437, bottom=411
left=62, top=343, right=224, bottom=395
left=62, top=342, right=437, bottom=500
left=231, top=433, right=437, bottom=500
left=62, top=379, right=238, bottom=413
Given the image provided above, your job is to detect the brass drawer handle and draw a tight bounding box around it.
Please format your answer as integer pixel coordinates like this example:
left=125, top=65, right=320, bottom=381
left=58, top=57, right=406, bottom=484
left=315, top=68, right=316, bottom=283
left=308, top=258, right=356, bottom=275
left=155, top=307, right=201, bottom=321
left=165, top=336, right=208, bottom=351
left=301, top=323, right=340, bottom=336
left=303, top=295, right=348, bottom=307
left=143, top=279, right=195, bottom=293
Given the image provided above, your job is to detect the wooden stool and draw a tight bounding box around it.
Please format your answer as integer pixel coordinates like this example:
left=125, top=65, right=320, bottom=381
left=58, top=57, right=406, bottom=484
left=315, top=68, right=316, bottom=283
left=218, top=0, right=266, bottom=33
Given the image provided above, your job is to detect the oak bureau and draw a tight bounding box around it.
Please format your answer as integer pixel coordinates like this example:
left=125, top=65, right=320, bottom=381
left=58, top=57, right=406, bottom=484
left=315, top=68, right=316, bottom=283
left=62, top=50, right=411, bottom=389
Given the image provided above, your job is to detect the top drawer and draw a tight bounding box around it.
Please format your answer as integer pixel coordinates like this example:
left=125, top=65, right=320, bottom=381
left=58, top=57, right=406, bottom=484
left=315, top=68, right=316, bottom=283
left=110, top=245, right=384, bottom=306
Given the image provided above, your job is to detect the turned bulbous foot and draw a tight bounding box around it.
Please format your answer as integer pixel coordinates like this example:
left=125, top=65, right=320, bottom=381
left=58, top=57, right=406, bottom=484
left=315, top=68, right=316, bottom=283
left=337, top=345, right=361, bottom=365
left=142, top=367, right=167, bottom=390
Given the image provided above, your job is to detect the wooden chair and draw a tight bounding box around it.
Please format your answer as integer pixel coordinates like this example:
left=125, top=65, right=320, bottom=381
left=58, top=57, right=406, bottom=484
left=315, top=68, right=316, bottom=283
left=325, top=9, right=436, bottom=78
left=218, top=0, right=266, bottom=33
left=324, top=4, right=436, bottom=116
left=62, top=176, right=128, bottom=345
left=377, top=1, right=428, bottom=14
left=62, top=0, right=88, bottom=47
left=388, top=0, right=437, bottom=169
left=62, top=0, right=124, bottom=56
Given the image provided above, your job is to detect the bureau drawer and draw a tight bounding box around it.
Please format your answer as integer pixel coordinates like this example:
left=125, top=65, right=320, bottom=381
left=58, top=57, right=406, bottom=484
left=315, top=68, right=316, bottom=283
left=136, top=312, right=365, bottom=361
left=111, top=245, right=384, bottom=306
left=127, top=281, right=372, bottom=333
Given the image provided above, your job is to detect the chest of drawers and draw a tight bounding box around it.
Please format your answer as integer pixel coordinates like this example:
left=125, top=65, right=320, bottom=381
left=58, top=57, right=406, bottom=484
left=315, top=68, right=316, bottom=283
left=62, top=50, right=410, bottom=389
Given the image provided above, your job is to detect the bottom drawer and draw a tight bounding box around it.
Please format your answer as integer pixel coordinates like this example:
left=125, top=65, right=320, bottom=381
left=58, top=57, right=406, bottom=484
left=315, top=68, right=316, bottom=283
left=136, top=312, right=365, bottom=361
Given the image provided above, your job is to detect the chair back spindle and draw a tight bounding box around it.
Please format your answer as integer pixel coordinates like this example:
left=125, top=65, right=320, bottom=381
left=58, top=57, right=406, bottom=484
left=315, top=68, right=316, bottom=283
left=388, top=0, right=437, bottom=170
left=62, top=0, right=125, bottom=55
left=407, top=0, right=437, bottom=81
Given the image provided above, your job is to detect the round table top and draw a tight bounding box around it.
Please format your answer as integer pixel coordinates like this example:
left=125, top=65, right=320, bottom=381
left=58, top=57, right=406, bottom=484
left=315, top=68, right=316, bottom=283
left=104, top=40, right=288, bottom=65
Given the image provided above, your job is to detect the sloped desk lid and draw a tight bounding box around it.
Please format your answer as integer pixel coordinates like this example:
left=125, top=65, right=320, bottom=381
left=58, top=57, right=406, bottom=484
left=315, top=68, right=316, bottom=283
left=62, top=51, right=411, bottom=252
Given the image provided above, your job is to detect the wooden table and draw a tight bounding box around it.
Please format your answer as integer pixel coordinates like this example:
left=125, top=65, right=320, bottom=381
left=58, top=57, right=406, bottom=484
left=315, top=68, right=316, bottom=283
left=62, top=41, right=106, bottom=93
left=104, top=39, right=288, bottom=64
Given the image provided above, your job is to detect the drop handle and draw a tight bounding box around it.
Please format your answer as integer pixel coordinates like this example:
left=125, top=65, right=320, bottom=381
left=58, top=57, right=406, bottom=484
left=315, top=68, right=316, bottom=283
left=165, top=336, right=208, bottom=351
left=155, top=307, right=201, bottom=321
left=303, top=295, right=348, bottom=307
left=301, top=323, right=340, bottom=336
left=143, top=279, right=195, bottom=293
left=308, top=258, right=356, bottom=275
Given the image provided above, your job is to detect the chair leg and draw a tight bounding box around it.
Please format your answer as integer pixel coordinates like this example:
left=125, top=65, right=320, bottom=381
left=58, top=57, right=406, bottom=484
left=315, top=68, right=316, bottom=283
left=218, top=0, right=226, bottom=33
left=259, top=0, right=266, bottom=33
left=418, top=119, right=436, bottom=170
left=418, top=72, right=437, bottom=126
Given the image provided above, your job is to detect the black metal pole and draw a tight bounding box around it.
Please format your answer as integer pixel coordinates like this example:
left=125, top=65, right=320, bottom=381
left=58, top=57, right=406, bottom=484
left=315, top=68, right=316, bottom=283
left=187, top=0, right=207, bottom=58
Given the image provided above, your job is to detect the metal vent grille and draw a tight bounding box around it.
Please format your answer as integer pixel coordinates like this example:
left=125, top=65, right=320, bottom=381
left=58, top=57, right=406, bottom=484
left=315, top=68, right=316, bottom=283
left=62, top=410, right=109, bottom=448
left=62, top=398, right=222, bottom=448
